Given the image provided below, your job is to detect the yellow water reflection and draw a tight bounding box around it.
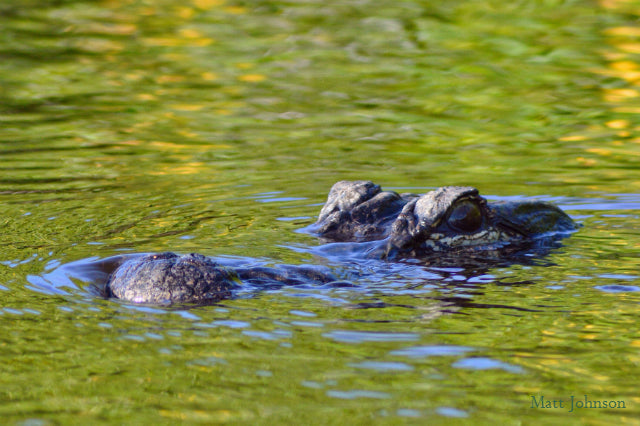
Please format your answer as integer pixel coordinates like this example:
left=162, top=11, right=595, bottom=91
left=557, top=1, right=640, bottom=188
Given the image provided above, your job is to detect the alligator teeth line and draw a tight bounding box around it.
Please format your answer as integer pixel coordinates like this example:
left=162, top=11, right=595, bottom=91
left=427, top=230, right=508, bottom=250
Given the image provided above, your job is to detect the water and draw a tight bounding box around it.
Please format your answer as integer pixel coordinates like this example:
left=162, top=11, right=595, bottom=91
left=2, top=0, right=640, bottom=424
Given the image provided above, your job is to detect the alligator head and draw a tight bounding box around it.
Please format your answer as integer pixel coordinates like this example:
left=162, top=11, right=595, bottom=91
left=309, top=180, right=577, bottom=259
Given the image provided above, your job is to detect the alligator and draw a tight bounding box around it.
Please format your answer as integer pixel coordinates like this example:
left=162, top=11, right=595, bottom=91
left=103, top=180, right=577, bottom=305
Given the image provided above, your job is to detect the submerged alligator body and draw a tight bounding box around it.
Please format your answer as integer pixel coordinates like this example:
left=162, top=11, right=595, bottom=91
left=107, top=253, right=237, bottom=304
left=104, top=181, right=577, bottom=305
left=106, top=252, right=337, bottom=304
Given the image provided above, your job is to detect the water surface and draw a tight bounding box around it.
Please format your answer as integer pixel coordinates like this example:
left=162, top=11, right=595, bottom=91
left=1, top=0, right=640, bottom=424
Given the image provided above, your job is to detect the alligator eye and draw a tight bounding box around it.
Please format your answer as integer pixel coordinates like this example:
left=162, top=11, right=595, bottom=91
left=447, top=200, right=483, bottom=232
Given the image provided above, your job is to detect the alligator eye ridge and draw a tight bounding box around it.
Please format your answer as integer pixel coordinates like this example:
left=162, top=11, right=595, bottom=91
left=447, top=200, right=483, bottom=233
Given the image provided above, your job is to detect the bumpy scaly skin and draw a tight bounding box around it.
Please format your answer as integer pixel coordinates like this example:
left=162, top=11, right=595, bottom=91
left=107, top=253, right=237, bottom=304
left=312, top=180, right=411, bottom=241
left=310, top=180, right=576, bottom=257
left=106, top=253, right=338, bottom=305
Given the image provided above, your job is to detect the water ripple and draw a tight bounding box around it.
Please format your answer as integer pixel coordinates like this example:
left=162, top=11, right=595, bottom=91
left=595, top=285, right=640, bottom=293
left=350, top=361, right=414, bottom=372
left=452, top=357, right=524, bottom=373
left=323, top=330, right=419, bottom=343
left=390, top=345, right=475, bottom=358
left=326, top=390, right=390, bottom=400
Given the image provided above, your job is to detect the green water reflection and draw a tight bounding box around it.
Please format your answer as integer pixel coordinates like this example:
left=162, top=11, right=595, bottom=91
left=1, top=0, right=640, bottom=424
